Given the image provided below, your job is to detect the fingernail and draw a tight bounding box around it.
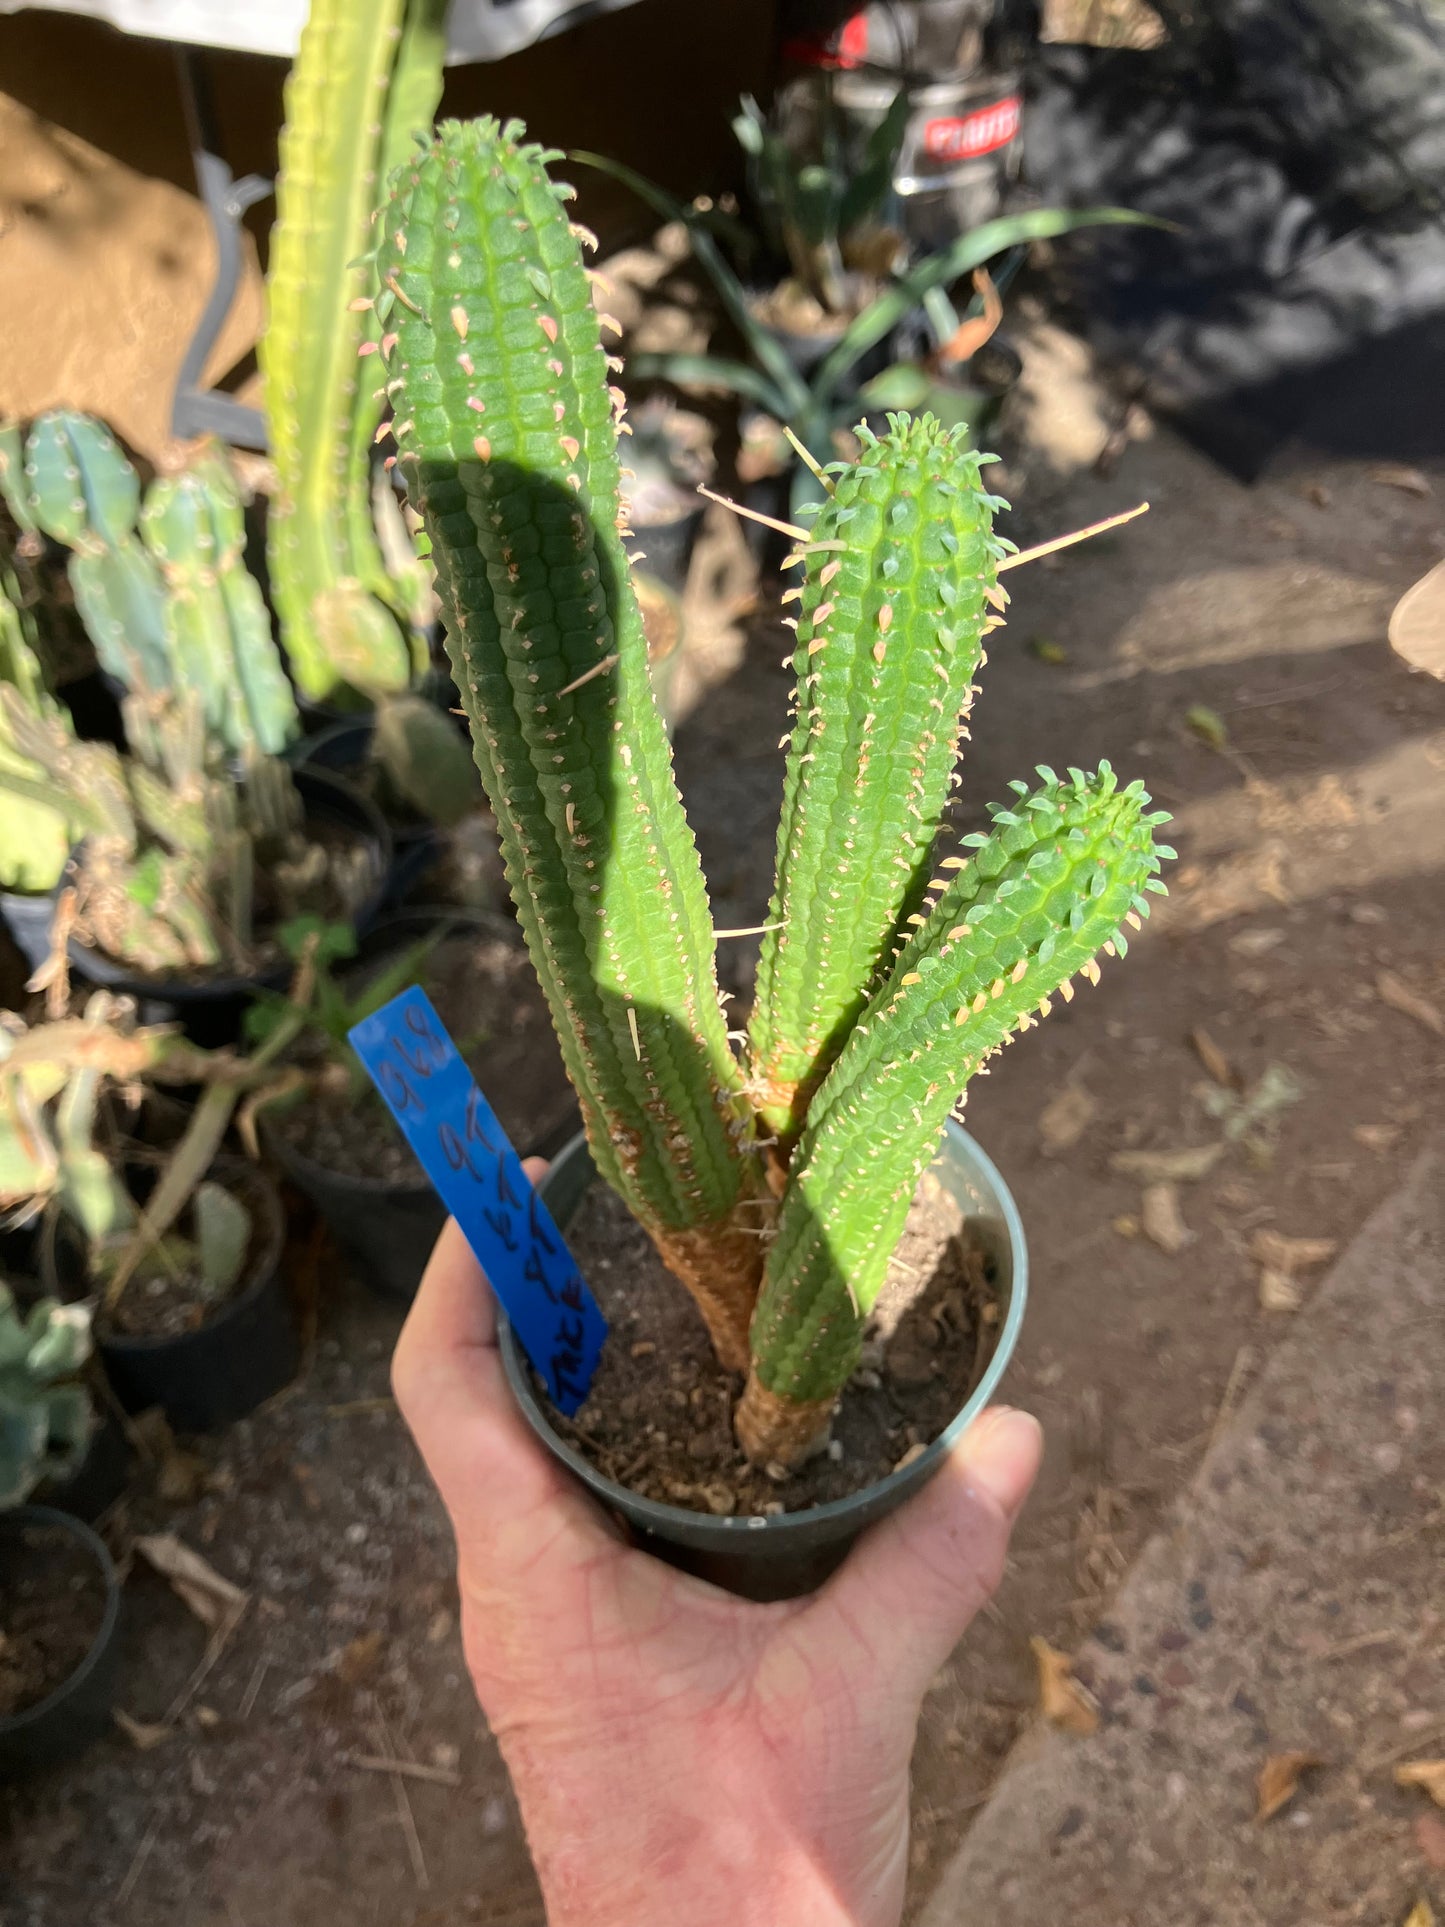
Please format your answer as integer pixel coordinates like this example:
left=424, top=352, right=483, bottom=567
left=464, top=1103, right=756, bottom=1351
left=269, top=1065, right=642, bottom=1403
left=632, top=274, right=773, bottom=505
left=964, top=1407, right=1043, bottom=1520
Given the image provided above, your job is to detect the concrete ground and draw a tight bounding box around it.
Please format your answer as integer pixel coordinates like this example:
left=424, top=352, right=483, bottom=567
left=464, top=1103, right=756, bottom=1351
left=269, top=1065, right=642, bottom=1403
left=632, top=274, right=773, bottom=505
left=920, top=1135, right=1444, bottom=1927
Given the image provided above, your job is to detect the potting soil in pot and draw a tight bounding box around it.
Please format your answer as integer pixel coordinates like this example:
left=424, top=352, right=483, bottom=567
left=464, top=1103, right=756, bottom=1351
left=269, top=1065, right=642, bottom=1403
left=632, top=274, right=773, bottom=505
left=275, top=928, right=574, bottom=1180
left=544, top=1169, right=996, bottom=1517
left=105, top=1197, right=262, bottom=1340
left=0, top=1523, right=108, bottom=1720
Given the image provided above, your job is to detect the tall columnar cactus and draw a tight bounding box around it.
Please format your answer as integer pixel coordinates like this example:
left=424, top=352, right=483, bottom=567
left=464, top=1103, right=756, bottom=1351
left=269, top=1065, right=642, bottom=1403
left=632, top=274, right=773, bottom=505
left=0, top=1285, right=94, bottom=1508
left=379, top=121, right=1172, bottom=1463
left=23, top=410, right=170, bottom=694
left=139, top=451, right=299, bottom=756
left=261, top=0, right=447, bottom=701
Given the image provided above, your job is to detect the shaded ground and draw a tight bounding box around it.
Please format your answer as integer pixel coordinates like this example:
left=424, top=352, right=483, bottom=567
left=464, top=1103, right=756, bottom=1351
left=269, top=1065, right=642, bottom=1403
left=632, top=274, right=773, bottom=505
left=3, top=324, right=1443, bottom=1925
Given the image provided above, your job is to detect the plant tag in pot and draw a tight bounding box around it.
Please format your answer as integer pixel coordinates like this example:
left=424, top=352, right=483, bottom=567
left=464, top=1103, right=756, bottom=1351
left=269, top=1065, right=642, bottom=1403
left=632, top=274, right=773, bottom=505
left=350, top=987, right=607, bottom=1413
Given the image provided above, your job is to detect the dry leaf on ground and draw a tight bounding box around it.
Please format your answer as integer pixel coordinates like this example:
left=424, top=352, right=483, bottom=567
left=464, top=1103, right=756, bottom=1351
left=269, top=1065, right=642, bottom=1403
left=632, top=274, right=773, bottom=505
left=1378, top=971, right=1445, bottom=1039
left=1111, top=1144, right=1223, bottom=1184
left=1368, top=463, right=1432, bottom=498
left=134, top=1533, right=247, bottom=1630
left=113, top=1709, right=171, bottom=1751
left=1249, top=1230, right=1337, bottom=1274
left=1404, top=1897, right=1439, bottom=1927
left=1190, top=1026, right=1235, bottom=1087
left=1397, top=1761, right=1445, bottom=1808
left=1141, top=1181, right=1192, bottom=1253
left=1256, top=1750, right=1324, bottom=1822
left=1258, top=1268, right=1304, bottom=1313
left=1039, top=1084, right=1097, bottom=1156
left=1390, top=559, right=1445, bottom=681
left=1030, top=1636, right=1100, bottom=1737
left=1354, top=1123, right=1401, bottom=1153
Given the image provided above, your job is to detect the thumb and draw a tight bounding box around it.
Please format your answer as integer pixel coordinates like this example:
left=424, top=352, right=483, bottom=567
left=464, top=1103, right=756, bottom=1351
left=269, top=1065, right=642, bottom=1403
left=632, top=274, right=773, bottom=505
left=809, top=1407, right=1042, bottom=1705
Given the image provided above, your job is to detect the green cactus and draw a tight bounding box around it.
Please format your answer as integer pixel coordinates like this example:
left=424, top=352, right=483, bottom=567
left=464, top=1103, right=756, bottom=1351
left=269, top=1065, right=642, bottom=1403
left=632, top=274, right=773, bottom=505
left=23, top=410, right=171, bottom=695
left=371, top=691, right=481, bottom=827
left=260, top=0, right=447, bottom=701
left=139, top=450, right=299, bottom=756
left=0, top=560, right=69, bottom=893
left=0, top=1284, right=94, bottom=1508
left=378, top=121, right=1172, bottom=1461
left=0, top=685, right=369, bottom=976
left=747, top=416, right=1006, bottom=1139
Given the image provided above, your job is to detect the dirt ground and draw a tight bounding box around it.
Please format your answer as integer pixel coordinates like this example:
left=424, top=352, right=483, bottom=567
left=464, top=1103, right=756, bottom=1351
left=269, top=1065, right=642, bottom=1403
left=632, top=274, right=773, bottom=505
left=3, top=322, right=1443, bottom=1925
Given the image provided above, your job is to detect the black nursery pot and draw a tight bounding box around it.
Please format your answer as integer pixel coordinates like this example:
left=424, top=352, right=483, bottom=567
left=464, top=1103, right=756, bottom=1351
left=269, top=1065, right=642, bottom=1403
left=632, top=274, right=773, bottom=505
left=64, top=766, right=392, bottom=1048
left=41, top=1157, right=296, bottom=1433
left=0, top=1506, right=122, bottom=1776
left=0, top=884, right=59, bottom=976
left=499, top=1122, right=1029, bottom=1603
left=33, top=1403, right=131, bottom=1523
left=260, top=906, right=576, bottom=1303
left=288, top=716, right=443, bottom=908
left=631, top=503, right=706, bottom=597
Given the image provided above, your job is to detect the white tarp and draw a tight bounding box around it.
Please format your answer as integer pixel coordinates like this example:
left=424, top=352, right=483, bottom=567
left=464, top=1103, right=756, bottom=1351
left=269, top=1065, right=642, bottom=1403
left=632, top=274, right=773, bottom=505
left=0, top=0, right=645, bottom=62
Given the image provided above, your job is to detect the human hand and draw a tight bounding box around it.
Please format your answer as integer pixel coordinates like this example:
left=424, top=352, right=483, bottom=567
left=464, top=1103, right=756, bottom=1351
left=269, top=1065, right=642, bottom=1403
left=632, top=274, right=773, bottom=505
left=393, top=1185, right=1042, bottom=1927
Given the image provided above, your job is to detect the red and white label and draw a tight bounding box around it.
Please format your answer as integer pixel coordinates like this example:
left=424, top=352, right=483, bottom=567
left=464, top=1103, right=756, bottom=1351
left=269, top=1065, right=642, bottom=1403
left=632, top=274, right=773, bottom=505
left=837, top=13, right=871, bottom=65
left=922, top=96, right=1022, bottom=163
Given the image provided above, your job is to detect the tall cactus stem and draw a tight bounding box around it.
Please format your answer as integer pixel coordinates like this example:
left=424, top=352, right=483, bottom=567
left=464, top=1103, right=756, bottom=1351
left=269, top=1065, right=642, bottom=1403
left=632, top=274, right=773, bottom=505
left=376, top=119, right=766, bottom=1362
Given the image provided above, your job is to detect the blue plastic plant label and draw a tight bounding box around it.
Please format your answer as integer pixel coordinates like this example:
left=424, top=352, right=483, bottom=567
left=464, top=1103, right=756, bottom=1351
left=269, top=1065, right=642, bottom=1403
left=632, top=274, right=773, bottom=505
left=349, top=985, right=606, bottom=1414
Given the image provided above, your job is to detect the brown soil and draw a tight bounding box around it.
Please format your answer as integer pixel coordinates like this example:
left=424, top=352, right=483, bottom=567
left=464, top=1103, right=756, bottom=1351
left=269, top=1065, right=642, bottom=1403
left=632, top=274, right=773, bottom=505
left=275, top=926, right=574, bottom=1181
left=546, top=1171, right=993, bottom=1517
left=103, top=1179, right=265, bottom=1340
left=0, top=1521, right=108, bottom=1721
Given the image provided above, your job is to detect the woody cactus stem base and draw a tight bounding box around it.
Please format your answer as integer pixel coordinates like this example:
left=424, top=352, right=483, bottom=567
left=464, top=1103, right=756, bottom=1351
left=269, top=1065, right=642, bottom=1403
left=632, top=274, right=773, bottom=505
left=379, top=119, right=1172, bottom=1470
left=375, top=119, right=764, bottom=1368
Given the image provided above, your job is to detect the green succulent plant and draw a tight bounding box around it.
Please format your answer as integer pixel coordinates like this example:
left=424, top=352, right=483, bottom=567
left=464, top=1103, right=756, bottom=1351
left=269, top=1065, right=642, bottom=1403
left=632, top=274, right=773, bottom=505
left=373, top=119, right=1172, bottom=1467
left=0, top=685, right=371, bottom=975
left=8, top=412, right=299, bottom=758
left=260, top=0, right=447, bottom=701
left=0, top=1284, right=94, bottom=1509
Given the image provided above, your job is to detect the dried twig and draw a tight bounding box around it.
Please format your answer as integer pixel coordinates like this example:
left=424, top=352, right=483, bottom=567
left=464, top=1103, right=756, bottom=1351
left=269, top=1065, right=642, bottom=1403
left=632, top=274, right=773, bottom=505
left=116, top=1816, right=161, bottom=1908
left=342, top=1752, right=462, bottom=1788
left=372, top=1712, right=429, bottom=1890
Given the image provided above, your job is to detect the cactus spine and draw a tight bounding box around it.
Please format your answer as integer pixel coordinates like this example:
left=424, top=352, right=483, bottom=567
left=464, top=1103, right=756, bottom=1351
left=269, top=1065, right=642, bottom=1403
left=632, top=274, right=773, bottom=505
left=381, top=122, right=1172, bottom=1461
left=261, top=0, right=446, bottom=700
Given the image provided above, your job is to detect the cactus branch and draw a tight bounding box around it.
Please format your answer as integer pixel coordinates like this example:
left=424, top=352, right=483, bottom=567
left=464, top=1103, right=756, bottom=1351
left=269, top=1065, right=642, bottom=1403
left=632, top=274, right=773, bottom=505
left=376, top=119, right=765, bottom=1363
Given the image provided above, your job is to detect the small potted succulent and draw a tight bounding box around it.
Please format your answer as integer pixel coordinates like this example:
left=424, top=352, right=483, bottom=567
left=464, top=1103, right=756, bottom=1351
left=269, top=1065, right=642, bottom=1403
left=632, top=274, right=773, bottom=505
left=0, top=1287, right=122, bottom=1774
left=251, top=913, right=573, bottom=1299
left=0, top=1000, right=297, bottom=1431
left=371, top=120, right=1171, bottom=1598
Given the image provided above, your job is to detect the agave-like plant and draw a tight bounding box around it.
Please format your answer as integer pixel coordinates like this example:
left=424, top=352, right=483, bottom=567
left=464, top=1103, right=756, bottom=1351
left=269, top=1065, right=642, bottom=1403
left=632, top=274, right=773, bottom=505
left=370, top=119, right=1171, bottom=1467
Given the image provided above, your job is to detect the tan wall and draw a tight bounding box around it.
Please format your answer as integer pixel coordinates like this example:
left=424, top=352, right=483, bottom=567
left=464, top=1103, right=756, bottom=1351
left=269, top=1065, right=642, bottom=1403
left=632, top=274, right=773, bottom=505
left=0, top=0, right=775, bottom=462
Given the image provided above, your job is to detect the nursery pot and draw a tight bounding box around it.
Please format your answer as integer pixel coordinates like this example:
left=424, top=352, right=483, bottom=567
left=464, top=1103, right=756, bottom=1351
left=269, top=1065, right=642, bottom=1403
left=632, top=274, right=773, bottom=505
left=0, top=884, right=59, bottom=977
left=259, top=906, right=577, bottom=1302
left=631, top=501, right=706, bottom=597
left=33, top=1403, right=131, bottom=1524
left=500, top=1119, right=1027, bottom=1602
left=64, top=766, right=392, bottom=1048
left=288, top=716, right=444, bottom=908
left=41, top=1156, right=296, bottom=1433
left=0, top=1506, right=122, bottom=1775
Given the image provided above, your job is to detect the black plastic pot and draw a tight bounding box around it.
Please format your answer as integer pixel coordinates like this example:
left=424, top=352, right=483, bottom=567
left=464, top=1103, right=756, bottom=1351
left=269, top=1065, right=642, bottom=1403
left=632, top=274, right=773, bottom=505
left=42, top=1156, right=296, bottom=1433
left=0, top=884, right=59, bottom=977
left=500, top=1121, right=1028, bottom=1602
left=0, top=1506, right=122, bottom=1775
left=33, top=1402, right=131, bottom=1523
left=288, top=717, right=443, bottom=908
left=632, top=502, right=706, bottom=596
left=64, top=765, right=392, bottom=1048
left=259, top=906, right=576, bottom=1302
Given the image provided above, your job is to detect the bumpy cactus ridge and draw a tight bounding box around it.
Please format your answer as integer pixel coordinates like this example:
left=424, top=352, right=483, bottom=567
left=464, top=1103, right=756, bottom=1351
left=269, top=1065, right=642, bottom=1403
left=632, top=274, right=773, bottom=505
left=23, top=411, right=170, bottom=694
left=140, top=452, right=299, bottom=757
left=737, top=768, right=1169, bottom=1453
left=262, top=0, right=445, bottom=699
left=0, top=555, right=68, bottom=892
left=747, top=416, right=1007, bottom=1137
left=375, top=120, right=764, bottom=1361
